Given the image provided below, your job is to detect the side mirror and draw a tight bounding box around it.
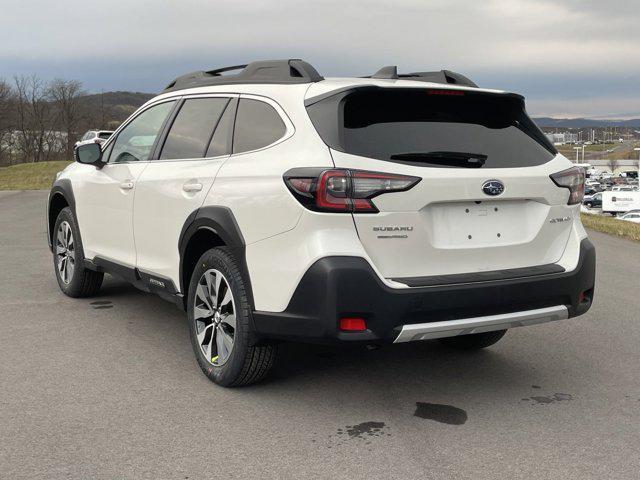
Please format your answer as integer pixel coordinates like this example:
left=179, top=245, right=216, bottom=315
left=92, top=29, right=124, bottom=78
left=75, top=143, right=104, bottom=168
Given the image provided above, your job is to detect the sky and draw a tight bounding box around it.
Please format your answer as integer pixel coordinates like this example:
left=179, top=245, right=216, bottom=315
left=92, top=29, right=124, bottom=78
left=1, top=0, right=639, bottom=118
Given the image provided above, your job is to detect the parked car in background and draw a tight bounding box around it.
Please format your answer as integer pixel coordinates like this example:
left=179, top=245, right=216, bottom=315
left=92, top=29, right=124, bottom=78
left=74, top=130, right=114, bottom=148
left=620, top=171, right=638, bottom=179
left=583, top=192, right=602, bottom=209
left=617, top=211, right=640, bottom=223
left=611, top=185, right=638, bottom=192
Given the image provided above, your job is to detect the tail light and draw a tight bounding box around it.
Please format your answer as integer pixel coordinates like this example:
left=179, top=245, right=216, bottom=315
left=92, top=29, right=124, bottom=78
left=550, top=167, right=585, bottom=205
left=284, top=168, right=420, bottom=213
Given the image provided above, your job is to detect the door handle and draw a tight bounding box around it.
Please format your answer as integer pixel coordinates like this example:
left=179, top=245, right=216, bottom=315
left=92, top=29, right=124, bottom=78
left=120, top=180, right=134, bottom=190
left=182, top=181, right=203, bottom=193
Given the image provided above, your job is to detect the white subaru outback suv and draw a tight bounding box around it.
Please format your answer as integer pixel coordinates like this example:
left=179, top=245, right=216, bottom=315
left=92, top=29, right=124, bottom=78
left=48, top=59, right=595, bottom=387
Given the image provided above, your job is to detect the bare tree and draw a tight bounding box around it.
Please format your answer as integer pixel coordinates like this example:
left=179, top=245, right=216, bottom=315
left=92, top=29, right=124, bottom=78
left=13, top=75, right=56, bottom=163
left=607, top=158, right=620, bottom=175
left=0, top=79, right=13, bottom=166
left=49, top=79, right=85, bottom=159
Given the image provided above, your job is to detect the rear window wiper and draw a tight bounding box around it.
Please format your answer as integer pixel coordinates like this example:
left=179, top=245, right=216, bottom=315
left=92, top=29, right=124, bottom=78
left=389, top=151, right=487, bottom=168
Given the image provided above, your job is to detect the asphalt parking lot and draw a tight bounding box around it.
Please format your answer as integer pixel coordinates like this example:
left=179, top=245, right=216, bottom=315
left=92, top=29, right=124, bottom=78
left=1, top=190, right=639, bottom=479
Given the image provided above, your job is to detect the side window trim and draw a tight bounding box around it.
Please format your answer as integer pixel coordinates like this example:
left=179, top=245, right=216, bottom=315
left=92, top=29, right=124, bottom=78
left=145, top=93, right=240, bottom=163
left=201, top=97, right=232, bottom=158
left=231, top=94, right=294, bottom=157
left=102, top=98, right=179, bottom=164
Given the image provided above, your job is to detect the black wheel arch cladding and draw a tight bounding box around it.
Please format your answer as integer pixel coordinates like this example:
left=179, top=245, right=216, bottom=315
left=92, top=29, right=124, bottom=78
left=48, top=178, right=78, bottom=252
left=178, top=206, right=254, bottom=307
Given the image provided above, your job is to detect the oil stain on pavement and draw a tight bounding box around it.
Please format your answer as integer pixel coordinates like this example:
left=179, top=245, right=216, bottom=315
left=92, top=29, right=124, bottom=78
left=414, top=402, right=468, bottom=425
left=325, top=421, right=391, bottom=448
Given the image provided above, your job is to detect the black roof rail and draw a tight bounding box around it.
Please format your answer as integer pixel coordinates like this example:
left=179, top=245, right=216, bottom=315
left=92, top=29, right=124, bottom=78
left=163, top=59, right=324, bottom=92
left=364, top=66, right=478, bottom=88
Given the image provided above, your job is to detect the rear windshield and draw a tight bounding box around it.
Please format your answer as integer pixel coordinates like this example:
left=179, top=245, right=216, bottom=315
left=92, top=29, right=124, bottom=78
left=306, top=88, right=556, bottom=168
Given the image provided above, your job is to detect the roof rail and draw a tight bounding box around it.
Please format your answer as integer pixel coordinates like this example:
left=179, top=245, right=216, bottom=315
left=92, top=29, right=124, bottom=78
left=364, top=66, right=478, bottom=88
left=163, top=59, right=324, bottom=92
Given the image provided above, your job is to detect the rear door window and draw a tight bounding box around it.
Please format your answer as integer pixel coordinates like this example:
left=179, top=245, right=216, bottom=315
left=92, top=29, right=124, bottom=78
left=306, top=88, right=556, bottom=168
left=160, top=98, right=229, bottom=160
left=233, top=99, right=286, bottom=154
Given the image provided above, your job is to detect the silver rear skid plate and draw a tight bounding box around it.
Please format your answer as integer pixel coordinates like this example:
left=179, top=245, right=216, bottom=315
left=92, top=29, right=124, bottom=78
left=393, top=305, right=569, bottom=343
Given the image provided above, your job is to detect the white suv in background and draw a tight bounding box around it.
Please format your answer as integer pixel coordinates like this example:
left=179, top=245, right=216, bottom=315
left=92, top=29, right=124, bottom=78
left=74, top=130, right=114, bottom=148
left=48, top=59, right=596, bottom=387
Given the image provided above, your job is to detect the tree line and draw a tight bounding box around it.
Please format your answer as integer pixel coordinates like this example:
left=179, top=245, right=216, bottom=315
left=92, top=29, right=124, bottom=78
left=0, top=75, right=122, bottom=166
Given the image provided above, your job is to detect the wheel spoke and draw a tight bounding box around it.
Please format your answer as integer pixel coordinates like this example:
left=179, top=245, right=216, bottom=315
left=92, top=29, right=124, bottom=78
left=196, top=322, right=213, bottom=345
left=216, top=325, right=233, bottom=364
left=194, top=304, right=213, bottom=320
left=204, top=271, right=215, bottom=303
left=57, top=228, right=66, bottom=248
left=219, top=286, right=233, bottom=309
left=61, top=257, right=68, bottom=282
left=213, top=273, right=222, bottom=307
left=220, top=313, right=236, bottom=330
left=196, top=284, right=212, bottom=310
left=66, top=261, right=74, bottom=281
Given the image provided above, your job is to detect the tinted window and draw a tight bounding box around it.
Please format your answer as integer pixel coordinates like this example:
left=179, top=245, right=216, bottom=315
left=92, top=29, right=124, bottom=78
left=160, top=98, right=229, bottom=160
left=110, top=101, right=175, bottom=163
left=206, top=99, right=235, bottom=157
left=233, top=99, right=286, bottom=154
left=306, top=88, right=556, bottom=168
left=98, top=132, right=112, bottom=140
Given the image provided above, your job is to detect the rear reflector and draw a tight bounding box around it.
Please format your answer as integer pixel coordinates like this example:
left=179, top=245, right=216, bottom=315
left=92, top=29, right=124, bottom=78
left=340, top=318, right=367, bottom=331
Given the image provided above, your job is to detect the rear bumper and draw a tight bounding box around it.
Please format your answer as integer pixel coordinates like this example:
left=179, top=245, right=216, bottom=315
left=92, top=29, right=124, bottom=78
left=253, top=238, right=595, bottom=344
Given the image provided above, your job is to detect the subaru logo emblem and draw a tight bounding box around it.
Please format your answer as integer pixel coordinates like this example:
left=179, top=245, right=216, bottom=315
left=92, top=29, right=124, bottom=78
left=482, top=180, right=504, bottom=196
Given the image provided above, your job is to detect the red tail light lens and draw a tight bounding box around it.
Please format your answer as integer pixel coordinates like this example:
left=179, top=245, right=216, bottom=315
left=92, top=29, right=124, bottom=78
left=550, top=167, right=585, bottom=205
left=284, top=168, right=420, bottom=213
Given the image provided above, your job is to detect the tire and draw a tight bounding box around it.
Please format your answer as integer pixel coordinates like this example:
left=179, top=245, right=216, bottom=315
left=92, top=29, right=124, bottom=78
left=439, top=329, right=507, bottom=350
left=187, top=247, right=277, bottom=387
left=53, top=207, right=104, bottom=297
left=585, top=203, right=592, bottom=208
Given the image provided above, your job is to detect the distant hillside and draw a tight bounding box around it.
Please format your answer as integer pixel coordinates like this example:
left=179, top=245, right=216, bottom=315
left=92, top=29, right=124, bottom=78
left=533, top=117, right=640, bottom=128
left=80, top=91, right=155, bottom=125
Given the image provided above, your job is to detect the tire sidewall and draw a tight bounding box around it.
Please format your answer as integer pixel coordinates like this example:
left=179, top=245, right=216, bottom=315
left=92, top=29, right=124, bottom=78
left=187, top=248, right=251, bottom=386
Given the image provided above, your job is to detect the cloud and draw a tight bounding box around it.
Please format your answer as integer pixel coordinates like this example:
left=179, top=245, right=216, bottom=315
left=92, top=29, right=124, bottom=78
left=1, top=0, right=638, bottom=116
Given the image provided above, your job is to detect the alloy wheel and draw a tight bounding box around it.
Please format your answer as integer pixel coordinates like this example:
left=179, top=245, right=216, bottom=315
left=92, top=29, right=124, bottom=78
left=56, top=221, right=75, bottom=284
left=193, top=269, right=236, bottom=366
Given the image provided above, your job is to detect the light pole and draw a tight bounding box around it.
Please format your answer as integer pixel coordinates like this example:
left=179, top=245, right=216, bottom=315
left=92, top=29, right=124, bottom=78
left=574, top=146, right=581, bottom=162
